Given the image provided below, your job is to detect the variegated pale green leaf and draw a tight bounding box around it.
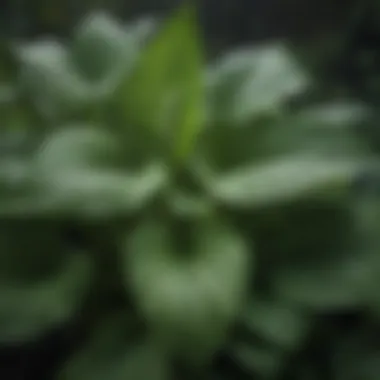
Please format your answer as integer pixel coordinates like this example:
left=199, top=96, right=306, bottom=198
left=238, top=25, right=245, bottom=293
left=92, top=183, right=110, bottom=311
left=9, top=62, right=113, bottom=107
left=202, top=155, right=369, bottom=208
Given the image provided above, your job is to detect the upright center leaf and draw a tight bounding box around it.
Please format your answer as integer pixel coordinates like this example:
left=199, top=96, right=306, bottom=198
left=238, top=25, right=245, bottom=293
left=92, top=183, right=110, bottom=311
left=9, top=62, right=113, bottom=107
left=117, top=4, right=205, bottom=163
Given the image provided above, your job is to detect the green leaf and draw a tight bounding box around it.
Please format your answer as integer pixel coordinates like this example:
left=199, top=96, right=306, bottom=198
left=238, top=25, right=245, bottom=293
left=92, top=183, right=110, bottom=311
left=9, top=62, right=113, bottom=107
left=281, top=102, right=372, bottom=155
left=258, top=102, right=372, bottom=157
left=201, top=154, right=368, bottom=208
left=34, top=125, right=123, bottom=171
left=58, top=315, right=169, bottom=380
left=0, top=253, right=93, bottom=343
left=117, top=3, right=205, bottom=162
left=32, top=125, right=168, bottom=216
left=126, top=17, right=157, bottom=45
left=0, top=163, right=167, bottom=218
left=71, top=12, right=140, bottom=82
left=123, top=216, right=251, bottom=364
left=15, top=40, right=94, bottom=118
left=206, top=44, right=309, bottom=125
left=0, top=126, right=168, bottom=217
left=35, top=164, right=168, bottom=218
left=242, top=299, right=311, bottom=350
left=198, top=101, right=371, bottom=179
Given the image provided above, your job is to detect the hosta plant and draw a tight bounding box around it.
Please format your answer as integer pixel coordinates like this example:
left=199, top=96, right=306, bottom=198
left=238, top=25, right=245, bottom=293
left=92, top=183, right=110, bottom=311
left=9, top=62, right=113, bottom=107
left=0, top=4, right=379, bottom=380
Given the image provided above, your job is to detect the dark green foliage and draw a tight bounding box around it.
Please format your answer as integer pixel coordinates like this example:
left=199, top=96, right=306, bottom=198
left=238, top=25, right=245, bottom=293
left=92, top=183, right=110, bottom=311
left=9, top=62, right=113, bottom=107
left=1, top=3, right=380, bottom=380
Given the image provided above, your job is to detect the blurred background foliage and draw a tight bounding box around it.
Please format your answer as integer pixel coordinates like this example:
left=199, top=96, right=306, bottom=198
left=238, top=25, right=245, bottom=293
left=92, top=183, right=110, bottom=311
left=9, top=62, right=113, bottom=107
left=1, top=0, right=379, bottom=93
left=1, top=1, right=380, bottom=380
left=2, top=0, right=380, bottom=97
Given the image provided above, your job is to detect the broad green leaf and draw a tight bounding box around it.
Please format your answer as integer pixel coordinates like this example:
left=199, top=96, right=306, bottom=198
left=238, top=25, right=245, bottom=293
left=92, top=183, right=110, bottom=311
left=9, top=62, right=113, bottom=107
left=15, top=40, right=123, bottom=119
left=117, top=4, right=205, bottom=161
left=58, top=315, right=169, bottom=380
left=202, top=154, right=369, bottom=208
left=32, top=125, right=168, bottom=216
left=206, top=44, right=309, bottom=125
left=33, top=164, right=168, bottom=217
left=126, top=17, right=158, bottom=45
left=15, top=40, right=94, bottom=117
left=0, top=163, right=168, bottom=218
left=71, top=12, right=140, bottom=82
left=123, top=216, right=251, bottom=364
left=34, top=125, right=123, bottom=171
left=198, top=101, right=371, bottom=177
left=242, top=299, right=311, bottom=350
left=0, top=253, right=93, bottom=343
left=0, top=127, right=169, bottom=217
left=296, top=101, right=369, bottom=128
